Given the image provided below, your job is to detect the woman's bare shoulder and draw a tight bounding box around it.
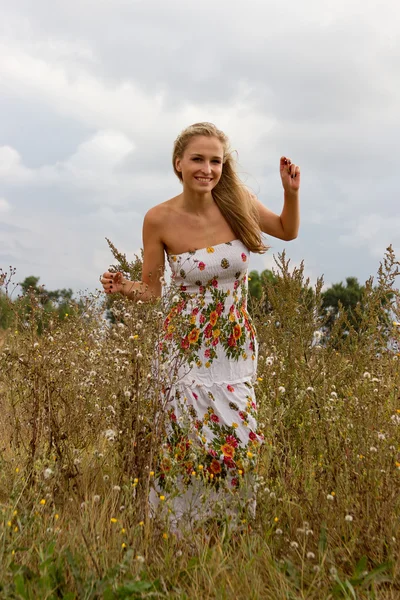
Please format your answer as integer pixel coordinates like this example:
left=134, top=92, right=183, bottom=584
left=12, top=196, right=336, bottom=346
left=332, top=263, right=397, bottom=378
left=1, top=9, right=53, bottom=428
left=145, top=196, right=181, bottom=222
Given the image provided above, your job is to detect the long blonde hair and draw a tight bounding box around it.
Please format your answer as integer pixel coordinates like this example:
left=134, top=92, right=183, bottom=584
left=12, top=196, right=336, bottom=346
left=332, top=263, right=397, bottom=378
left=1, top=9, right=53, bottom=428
left=172, top=122, right=269, bottom=254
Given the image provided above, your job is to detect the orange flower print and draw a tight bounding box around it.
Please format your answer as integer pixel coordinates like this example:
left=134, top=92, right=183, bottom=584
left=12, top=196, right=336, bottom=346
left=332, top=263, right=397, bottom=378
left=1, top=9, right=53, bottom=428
left=188, top=328, right=200, bottom=344
left=221, top=443, right=235, bottom=458
left=198, top=262, right=206, bottom=271
left=207, top=247, right=215, bottom=253
left=210, top=459, right=222, bottom=474
left=233, top=324, right=242, bottom=340
left=227, top=385, right=235, bottom=392
left=209, top=311, right=218, bottom=326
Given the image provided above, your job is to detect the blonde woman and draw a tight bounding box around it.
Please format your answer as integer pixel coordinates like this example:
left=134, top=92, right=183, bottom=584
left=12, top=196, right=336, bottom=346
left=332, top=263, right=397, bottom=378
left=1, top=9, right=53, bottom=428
left=100, top=122, right=300, bottom=524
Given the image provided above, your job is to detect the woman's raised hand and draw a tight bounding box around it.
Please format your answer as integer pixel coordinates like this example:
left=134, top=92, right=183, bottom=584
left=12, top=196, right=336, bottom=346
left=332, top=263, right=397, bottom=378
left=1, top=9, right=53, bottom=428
left=280, top=156, right=300, bottom=193
left=99, top=271, right=126, bottom=295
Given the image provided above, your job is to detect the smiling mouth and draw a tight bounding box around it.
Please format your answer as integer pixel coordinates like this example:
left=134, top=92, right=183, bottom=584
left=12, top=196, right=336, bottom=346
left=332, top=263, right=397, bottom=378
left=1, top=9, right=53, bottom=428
left=195, top=177, right=212, bottom=182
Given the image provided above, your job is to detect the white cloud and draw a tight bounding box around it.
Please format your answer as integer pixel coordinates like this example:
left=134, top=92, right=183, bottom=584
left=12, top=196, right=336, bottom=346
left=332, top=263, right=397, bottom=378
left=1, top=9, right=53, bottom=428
left=0, top=0, right=399, bottom=294
left=339, top=214, right=400, bottom=258
left=0, top=198, right=11, bottom=212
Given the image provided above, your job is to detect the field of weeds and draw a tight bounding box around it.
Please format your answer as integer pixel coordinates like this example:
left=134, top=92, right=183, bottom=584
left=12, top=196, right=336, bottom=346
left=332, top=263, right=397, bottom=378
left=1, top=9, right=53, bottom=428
left=0, top=248, right=399, bottom=599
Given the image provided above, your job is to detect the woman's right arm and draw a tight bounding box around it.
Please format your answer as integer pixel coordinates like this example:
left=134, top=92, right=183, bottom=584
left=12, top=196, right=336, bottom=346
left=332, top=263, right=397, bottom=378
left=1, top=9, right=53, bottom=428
left=102, top=207, right=166, bottom=302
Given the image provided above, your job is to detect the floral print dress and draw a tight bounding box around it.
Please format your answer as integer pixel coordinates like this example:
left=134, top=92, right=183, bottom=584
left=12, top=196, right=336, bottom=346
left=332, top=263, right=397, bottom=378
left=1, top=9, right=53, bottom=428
left=151, top=239, right=264, bottom=525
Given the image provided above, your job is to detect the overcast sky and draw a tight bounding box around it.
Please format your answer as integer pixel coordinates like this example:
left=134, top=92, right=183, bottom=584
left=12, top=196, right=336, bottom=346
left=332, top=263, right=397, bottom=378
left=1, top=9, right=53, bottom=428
left=1, top=0, right=399, bottom=298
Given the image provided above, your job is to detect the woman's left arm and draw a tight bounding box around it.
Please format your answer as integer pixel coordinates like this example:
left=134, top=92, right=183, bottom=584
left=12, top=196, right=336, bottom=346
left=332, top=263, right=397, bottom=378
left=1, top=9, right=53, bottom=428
left=253, top=156, right=300, bottom=242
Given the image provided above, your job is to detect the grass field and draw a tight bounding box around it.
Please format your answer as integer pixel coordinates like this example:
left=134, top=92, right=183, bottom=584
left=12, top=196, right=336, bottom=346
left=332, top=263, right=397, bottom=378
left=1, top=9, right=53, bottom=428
left=0, top=248, right=399, bottom=599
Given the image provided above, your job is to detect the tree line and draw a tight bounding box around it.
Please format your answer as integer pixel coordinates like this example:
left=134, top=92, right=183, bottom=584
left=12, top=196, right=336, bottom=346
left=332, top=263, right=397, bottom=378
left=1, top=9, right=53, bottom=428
left=0, top=270, right=393, bottom=338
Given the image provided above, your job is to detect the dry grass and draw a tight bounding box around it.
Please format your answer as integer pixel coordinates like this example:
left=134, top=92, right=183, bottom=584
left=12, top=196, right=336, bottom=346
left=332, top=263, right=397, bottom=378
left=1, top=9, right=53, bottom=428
left=0, top=247, right=399, bottom=599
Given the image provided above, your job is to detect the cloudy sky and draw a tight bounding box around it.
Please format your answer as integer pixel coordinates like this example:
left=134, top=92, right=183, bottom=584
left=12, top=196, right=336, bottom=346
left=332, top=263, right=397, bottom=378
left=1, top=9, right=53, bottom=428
left=0, top=0, right=399, bottom=298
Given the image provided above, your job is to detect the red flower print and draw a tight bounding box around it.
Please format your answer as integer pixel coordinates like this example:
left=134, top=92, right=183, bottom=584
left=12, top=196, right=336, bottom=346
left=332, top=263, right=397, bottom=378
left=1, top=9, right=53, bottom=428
left=170, top=412, right=177, bottom=422
left=180, top=285, right=187, bottom=291
left=231, top=477, right=239, bottom=488
left=234, top=280, right=239, bottom=290
left=210, top=413, right=219, bottom=423
left=199, top=286, right=205, bottom=293
left=181, top=337, right=189, bottom=349
left=216, top=302, right=224, bottom=315
left=199, top=314, right=206, bottom=324
left=239, top=411, right=247, bottom=421
left=210, top=459, right=222, bottom=475
left=198, top=262, right=206, bottom=271
left=211, top=278, right=218, bottom=288
left=224, top=457, right=236, bottom=469
left=227, top=385, right=235, bottom=393
left=204, top=348, right=211, bottom=358
left=228, top=335, right=237, bottom=347
left=209, top=449, right=218, bottom=457
left=192, top=307, right=199, bottom=315
left=212, top=337, right=219, bottom=346
left=226, top=435, right=238, bottom=448
left=204, top=324, right=213, bottom=338
left=192, top=392, right=198, bottom=400
left=229, top=305, right=235, bottom=313
left=249, top=431, right=257, bottom=441
left=241, top=253, right=247, bottom=262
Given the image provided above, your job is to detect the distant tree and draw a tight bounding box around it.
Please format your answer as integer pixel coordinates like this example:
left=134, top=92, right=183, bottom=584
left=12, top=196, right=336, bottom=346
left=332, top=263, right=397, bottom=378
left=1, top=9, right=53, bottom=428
left=321, top=276, right=393, bottom=336
left=321, top=277, right=364, bottom=331
left=248, top=269, right=277, bottom=315
left=248, top=267, right=315, bottom=318
left=1, top=276, right=82, bottom=334
left=0, top=290, right=14, bottom=330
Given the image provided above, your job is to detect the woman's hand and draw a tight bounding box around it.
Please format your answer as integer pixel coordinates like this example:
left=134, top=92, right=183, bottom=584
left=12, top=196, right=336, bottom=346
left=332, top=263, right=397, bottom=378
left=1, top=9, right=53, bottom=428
left=99, top=271, right=126, bottom=295
left=280, top=156, right=300, bottom=193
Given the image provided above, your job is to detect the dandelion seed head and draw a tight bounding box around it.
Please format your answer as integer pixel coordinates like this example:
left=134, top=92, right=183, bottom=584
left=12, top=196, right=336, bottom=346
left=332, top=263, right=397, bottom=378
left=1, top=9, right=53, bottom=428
left=43, top=468, right=54, bottom=480
left=345, top=514, right=353, bottom=522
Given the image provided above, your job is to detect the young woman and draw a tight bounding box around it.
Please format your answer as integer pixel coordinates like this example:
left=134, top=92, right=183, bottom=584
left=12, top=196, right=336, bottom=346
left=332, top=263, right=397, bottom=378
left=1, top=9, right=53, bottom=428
left=100, top=122, right=300, bottom=524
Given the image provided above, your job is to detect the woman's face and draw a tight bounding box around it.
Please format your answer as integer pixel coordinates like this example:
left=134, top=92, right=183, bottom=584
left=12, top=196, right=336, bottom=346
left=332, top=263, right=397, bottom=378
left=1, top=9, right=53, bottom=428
left=175, top=135, right=224, bottom=193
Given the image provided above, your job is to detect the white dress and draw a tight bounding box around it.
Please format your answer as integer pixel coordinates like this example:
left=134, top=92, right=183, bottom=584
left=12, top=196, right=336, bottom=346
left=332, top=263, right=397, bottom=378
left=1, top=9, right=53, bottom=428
left=151, top=239, right=264, bottom=526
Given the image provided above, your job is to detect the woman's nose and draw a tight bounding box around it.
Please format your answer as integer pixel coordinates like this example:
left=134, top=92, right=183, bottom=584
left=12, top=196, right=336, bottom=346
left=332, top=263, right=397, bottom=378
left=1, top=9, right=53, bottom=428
left=201, top=162, right=212, bottom=174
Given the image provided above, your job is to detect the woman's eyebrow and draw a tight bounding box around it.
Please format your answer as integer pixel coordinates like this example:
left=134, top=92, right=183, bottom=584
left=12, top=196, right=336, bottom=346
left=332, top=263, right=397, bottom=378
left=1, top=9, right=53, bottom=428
left=190, top=153, right=222, bottom=159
